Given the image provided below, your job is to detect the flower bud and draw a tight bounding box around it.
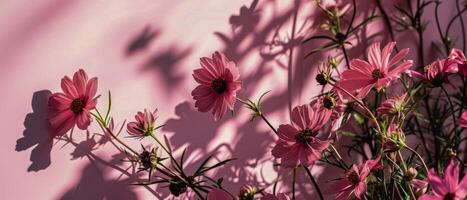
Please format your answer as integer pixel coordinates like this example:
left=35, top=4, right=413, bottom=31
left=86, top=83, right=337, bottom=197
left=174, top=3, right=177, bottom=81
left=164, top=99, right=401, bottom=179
left=238, top=185, right=257, bottom=200
left=316, top=73, right=328, bottom=85
left=169, top=178, right=188, bottom=197
left=404, top=167, right=418, bottom=181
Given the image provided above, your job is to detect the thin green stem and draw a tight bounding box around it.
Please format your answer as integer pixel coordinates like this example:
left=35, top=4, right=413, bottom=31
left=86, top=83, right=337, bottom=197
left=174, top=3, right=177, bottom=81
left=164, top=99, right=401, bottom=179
left=260, top=113, right=278, bottom=134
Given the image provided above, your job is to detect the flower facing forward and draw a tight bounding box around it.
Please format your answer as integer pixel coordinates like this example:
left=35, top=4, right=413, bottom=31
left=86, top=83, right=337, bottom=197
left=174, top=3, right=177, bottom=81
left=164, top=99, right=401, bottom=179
left=192, top=51, right=242, bottom=121
left=337, top=42, right=413, bottom=99
left=459, top=111, right=467, bottom=128
left=207, top=188, right=233, bottom=200
left=326, top=157, right=381, bottom=200
left=260, top=193, right=290, bottom=200
left=127, top=109, right=159, bottom=138
left=419, top=160, right=467, bottom=200
left=449, top=48, right=467, bottom=76
left=271, top=102, right=332, bottom=167
left=48, top=69, right=99, bottom=137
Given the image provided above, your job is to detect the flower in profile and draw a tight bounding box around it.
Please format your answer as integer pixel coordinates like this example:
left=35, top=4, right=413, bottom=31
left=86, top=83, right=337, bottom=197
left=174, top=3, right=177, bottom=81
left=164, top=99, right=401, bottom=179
left=337, top=42, right=413, bottom=99
left=412, top=179, right=428, bottom=197
left=408, top=59, right=458, bottom=87
left=419, top=160, right=467, bottom=200
left=271, top=101, right=332, bottom=167
left=238, top=185, right=257, bottom=200
left=260, top=193, right=290, bottom=200
left=192, top=51, right=242, bottom=121
left=127, top=109, right=159, bottom=138
left=326, top=157, right=381, bottom=200
left=449, top=48, right=467, bottom=76
left=207, top=188, right=233, bottom=200
left=47, top=69, right=99, bottom=137
left=315, top=90, right=346, bottom=133
left=377, top=93, right=407, bottom=118
left=458, top=111, right=467, bottom=128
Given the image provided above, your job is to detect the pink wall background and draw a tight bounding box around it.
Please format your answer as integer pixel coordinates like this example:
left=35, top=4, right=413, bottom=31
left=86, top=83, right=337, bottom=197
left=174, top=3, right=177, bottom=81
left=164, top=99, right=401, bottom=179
left=2, top=0, right=465, bottom=199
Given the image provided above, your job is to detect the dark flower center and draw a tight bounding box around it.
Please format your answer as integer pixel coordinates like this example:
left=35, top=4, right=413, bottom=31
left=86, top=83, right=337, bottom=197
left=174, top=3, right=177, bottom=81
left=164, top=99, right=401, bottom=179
left=444, top=193, right=456, bottom=200
left=431, top=75, right=444, bottom=87
left=315, top=73, right=327, bottom=85
left=372, top=69, right=385, bottom=79
left=169, top=177, right=188, bottom=197
left=211, top=78, right=228, bottom=94
left=139, top=150, right=154, bottom=170
left=443, top=193, right=455, bottom=200
left=295, top=129, right=314, bottom=145
left=323, top=96, right=336, bottom=109
left=70, top=98, right=85, bottom=114
left=347, top=171, right=360, bottom=185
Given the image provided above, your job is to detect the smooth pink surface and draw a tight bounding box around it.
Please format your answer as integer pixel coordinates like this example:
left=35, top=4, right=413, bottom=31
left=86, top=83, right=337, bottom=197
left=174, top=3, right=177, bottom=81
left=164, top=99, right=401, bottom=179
left=2, top=0, right=465, bottom=199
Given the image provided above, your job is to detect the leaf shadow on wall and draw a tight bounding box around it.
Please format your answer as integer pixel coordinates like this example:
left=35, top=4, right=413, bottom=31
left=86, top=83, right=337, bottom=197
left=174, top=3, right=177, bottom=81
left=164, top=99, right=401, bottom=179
left=15, top=90, right=54, bottom=172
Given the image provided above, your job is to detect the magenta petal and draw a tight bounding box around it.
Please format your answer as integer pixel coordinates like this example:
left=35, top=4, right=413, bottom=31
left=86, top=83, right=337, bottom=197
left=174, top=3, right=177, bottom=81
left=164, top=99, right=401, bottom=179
left=61, top=76, right=79, bottom=98
left=73, top=69, right=88, bottom=97
left=277, top=124, right=298, bottom=142
left=76, top=111, right=91, bottom=130
left=86, top=77, right=98, bottom=99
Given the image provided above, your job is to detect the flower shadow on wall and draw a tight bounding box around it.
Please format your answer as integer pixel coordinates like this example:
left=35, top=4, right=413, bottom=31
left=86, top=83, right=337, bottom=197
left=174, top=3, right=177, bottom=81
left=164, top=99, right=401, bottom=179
left=15, top=90, right=54, bottom=172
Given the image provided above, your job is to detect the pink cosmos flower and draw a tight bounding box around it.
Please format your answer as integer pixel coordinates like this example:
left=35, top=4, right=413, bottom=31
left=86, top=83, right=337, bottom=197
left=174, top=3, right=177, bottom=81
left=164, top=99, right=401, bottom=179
left=449, top=48, right=467, bottom=76
left=337, top=42, right=413, bottom=99
left=315, top=90, right=346, bottom=133
left=377, top=93, right=407, bottom=118
left=207, top=188, right=233, bottom=200
left=408, top=58, right=458, bottom=87
left=419, top=160, right=467, bottom=200
left=260, top=193, right=290, bottom=200
left=271, top=101, right=332, bottom=167
left=458, top=111, right=467, bottom=128
left=127, top=109, right=158, bottom=138
left=47, top=69, right=99, bottom=137
left=326, top=157, right=381, bottom=200
left=192, top=51, right=242, bottom=121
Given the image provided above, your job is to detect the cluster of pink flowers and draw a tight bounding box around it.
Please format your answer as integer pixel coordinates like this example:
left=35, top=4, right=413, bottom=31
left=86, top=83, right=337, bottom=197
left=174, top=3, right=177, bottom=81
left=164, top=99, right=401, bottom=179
left=41, top=1, right=467, bottom=199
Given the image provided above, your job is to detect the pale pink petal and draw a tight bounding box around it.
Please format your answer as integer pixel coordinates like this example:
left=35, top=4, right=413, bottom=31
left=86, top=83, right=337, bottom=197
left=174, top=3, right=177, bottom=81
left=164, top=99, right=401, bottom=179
left=73, top=69, right=88, bottom=97
left=193, top=68, right=214, bottom=85
left=50, top=115, right=75, bottom=137
left=212, top=97, right=227, bottom=121
left=85, top=77, right=98, bottom=100
left=428, top=169, right=448, bottom=196
left=61, top=76, right=79, bottom=98
left=418, top=195, right=441, bottom=200
left=200, top=57, right=220, bottom=77
left=48, top=93, right=72, bottom=111
left=280, top=144, right=300, bottom=167
left=350, top=59, right=374, bottom=74
left=277, top=124, right=298, bottom=142
left=388, top=48, right=410, bottom=67
left=367, top=42, right=382, bottom=68
left=387, top=60, right=413, bottom=78
left=380, top=42, right=395, bottom=68
left=272, top=141, right=291, bottom=158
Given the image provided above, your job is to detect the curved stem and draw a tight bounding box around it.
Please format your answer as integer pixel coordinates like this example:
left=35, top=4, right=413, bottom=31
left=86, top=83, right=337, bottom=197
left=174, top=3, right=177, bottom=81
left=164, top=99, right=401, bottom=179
left=441, top=86, right=457, bottom=127
left=396, top=152, right=417, bottom=200
left=105, top=127, right=138, bottom=155
left=329, top=82, right=382, bottom=132
left=404, top=145, right=429, bottom=173
left=303, top=165, right=324, bottom=200
left=456, top=0, right=466, bottom=52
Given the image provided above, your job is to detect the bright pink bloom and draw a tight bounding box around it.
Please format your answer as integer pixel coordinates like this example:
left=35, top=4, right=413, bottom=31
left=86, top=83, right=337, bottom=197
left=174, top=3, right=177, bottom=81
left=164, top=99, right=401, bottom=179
left=261, top=193, right=290, bottom=200
left=449, top=48, right=467, bottom=76
left=271, top=102, right=332, bottom=167
left=326, top=157, right=381, bottom=200
left=192, top=51, right=242, bottom=121
left=337, top=42, right=413, bottom=99
left=408, top=58, right=458, bottom=87
left=419, top=160, right=467, bottom=200
left=207, top=188, right=233, bottom=200
left=47, top=69, right=99, bottom=137
left=377, top=93, right=407, bottom=117
left=458, top=111, right=467, bottom=128
left=315, top=90, right=346, bottom=133
left=127, top=109, right=158, bottom=137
